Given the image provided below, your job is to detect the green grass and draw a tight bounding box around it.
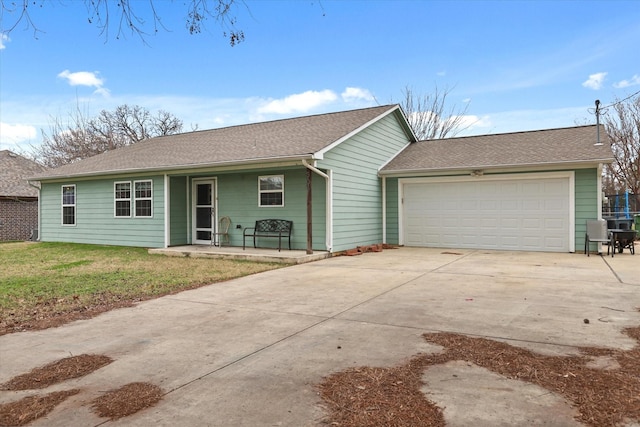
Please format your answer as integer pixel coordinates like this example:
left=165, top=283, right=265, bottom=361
left=0, top=242, right=283, bottom=333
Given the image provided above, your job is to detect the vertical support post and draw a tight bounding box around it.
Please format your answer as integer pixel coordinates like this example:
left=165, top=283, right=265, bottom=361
left=306, top=167, right=313, bottom=254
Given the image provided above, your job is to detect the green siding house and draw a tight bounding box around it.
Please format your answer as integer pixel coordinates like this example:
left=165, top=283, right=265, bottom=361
left=31, top=105, right=612, bottom=253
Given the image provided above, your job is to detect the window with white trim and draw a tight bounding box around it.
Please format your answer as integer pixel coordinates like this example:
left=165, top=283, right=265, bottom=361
left=258, top=175, right=284, bottom=207
left=114, top=182, right=131, bottom=217
left=134, top=180, right=153, bottom=217
left=62, top=185, right=76, bottom=225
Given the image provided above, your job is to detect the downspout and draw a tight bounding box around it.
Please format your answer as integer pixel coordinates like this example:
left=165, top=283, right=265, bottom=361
left=597, top=163, right=603, bottom=220
left=27, top=180, right=41, bottom=241
left=164, top=174, right=170, bottom=248
left=302, top=159, right=333, bottom=252
left=596, top=163, right=604, bottom=253
left=382, top=176, right=387, bottom=244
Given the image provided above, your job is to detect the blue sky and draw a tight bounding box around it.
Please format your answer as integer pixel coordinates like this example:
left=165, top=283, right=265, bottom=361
left=1, top=0, right=639, bottom=152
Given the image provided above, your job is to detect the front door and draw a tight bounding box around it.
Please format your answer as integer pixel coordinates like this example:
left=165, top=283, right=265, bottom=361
left=192, top=179, right=216, bottom=245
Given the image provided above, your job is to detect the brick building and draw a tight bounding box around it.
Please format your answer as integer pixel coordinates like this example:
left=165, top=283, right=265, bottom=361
left=0, top=150, right=48, bottom=241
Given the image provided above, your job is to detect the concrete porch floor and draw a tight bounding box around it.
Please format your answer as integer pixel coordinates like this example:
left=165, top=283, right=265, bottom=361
left=148, top=245, right=331, bottom=264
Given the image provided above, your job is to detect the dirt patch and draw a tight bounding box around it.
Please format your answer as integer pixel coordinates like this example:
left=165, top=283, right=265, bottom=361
left=0, top=389, right=79, bottom=426
left=1, top=354, right=113, bottom=390
left=91, top=382, right=164, bottom=420
left=319, top=326, right=640, bottom=427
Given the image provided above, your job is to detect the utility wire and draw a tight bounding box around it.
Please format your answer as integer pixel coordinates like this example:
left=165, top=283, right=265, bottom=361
left=594, top=89, right=640, bottom=112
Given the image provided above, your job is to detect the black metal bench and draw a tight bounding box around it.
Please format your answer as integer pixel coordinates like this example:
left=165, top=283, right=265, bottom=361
left=243, top=219, right=293, bottom=251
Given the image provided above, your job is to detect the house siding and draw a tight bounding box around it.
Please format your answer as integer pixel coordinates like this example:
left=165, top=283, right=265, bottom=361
left=40, top=176, right=165, bottom=247
left=318, top=112, right=411, bottom=252
left=384, top=177, right=400, bottom=245
left=207, top=169, right=327, bottom=250
left=169, top=176, right=189, bottom=246
left=0, top=198, right=39, bottom=241
left=575, top=168, right=599, bottom=252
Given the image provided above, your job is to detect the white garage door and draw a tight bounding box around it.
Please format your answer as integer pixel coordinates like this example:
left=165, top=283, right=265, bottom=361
left=402, top=176, right=571, bottom=252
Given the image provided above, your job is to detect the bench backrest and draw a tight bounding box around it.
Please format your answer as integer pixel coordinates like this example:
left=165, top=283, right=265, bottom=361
left=255, top=219, right=292, bottom=233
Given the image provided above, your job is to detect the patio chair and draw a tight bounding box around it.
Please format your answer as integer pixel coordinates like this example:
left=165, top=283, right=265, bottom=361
left=584, top=219, right=611, bottom=256
left=212, top=216, right=231, bottom=246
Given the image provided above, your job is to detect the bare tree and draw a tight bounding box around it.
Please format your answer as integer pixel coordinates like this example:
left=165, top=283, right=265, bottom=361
left=33, top=104, right=184, bottom=168
left=1, top=0, right=246, bottom=45
left=400, top=85, right=472, bottom=140
left=602, top=94, right=640, bottom=210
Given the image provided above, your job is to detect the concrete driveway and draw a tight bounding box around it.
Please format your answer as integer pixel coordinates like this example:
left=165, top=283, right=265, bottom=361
left=1, top=248, right=639, bottom=426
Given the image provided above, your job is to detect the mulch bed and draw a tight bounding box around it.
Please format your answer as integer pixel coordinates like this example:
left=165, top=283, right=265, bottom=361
left=0, top=355, right=164, bottom=424
left=90, top=382, right=164, bottom=420
left=0, top=389, right=79, bottom=426
left=319, top=326, right=640, bottom=427
left=0, top=354, right=113, bottom=390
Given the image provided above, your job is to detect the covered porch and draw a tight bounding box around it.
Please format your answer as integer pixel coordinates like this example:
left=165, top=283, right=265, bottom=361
left=149, top=245, right=330, bottom=265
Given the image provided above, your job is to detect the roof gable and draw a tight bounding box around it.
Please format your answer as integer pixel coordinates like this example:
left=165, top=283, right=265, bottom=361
left=0, top=151, right=48, bottom=197
left=381, top=125, right=614, bottom=174
left=34, top=105, right=405, bottom=180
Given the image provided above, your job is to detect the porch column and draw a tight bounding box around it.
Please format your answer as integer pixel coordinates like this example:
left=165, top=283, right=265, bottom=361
left=306, top=167, right=313, bottom=254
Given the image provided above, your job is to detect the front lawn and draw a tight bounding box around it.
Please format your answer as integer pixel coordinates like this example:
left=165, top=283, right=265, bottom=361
left=0, top=242, right=282, bottom=335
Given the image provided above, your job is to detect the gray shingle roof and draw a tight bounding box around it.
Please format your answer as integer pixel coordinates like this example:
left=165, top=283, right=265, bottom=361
left=34, top=105, right=403, bottom=180
left=380, top=125, right=613, bottom=174
left=0, top=151, right=48, bottom=197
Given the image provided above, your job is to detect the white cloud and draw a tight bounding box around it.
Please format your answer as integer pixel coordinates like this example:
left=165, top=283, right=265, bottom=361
left=582, top=72, right=607, bottom=90
left=0, top=122, right=37, bottom=149
left=57, top=70, right=109, bottom=96
left=341, top=87, right=374, bottom=102
left=93, top=87, right=112, bottom=97
left=256, top=90, right=338, bottom=115
left=614, top=74, right=640, bottom=89
left=456, top=115, right=492, bottom=132
left=58, top=70, right=103, bottom=87
left=0, top=33, right=9, bottom=50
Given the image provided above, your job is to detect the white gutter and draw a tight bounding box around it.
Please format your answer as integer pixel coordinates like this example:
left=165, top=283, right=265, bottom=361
left=27, top=180, right=41, bottom=241
left=378, top=158, right=615, bottom=177
left=33, top=155, right=309, bottom=181
left=302, top=159, right=333, bottom=252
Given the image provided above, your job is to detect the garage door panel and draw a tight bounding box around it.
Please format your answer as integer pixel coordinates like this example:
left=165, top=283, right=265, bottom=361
left=522, top=218, right=541, bottom=229
left=479, top=200, right=499, bottom=211
left=402, top=177, right=570, bottom=252
left=523, top=199, right=543, bottom=210
left=442, top=217, right=461, bottom=228
left=460, top=217, right=476, bottom=227
left=544, top=218, right=564, bottom=231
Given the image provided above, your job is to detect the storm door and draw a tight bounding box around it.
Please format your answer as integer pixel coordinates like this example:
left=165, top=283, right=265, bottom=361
left=192, top=179, right=217, bottom=245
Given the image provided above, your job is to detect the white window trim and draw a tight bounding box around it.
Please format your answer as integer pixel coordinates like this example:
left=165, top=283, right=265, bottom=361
left=134, top=179, right=153, bottom=218
left=258, top=175, right=284, bottom=207
left=114, top=181, right=132, bottom=218
left=61, top=184, right=76, bottom=226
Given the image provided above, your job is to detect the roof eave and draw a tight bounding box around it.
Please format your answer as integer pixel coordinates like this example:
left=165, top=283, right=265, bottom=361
left=379, top=158, right=614, bottom=177
left=31, top=154, right=317, bottom=182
